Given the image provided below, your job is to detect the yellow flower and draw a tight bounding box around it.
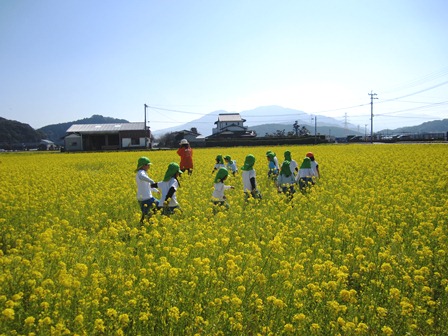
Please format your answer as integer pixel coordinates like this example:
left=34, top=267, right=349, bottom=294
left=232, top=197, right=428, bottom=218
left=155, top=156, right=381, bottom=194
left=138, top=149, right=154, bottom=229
left=94, top=318, right=105, bottom=332
left=381, top=325, right=393, bottom=335
left=106, top=308, right=118, bottom=318
left=74, top=314, right=84, bottom=326
left=24, top=316, right=35, bottom=326
left=283, top=323, right=294, bottom=332
left=229, top=296, right=241, bottom=307
left=310, top=323, right=321, bottom=333
left=118, top=313, right=130, bottom=326
left=376, top=307, right=388, bottom=318
left=2, top=308, right=15, bottom=320
left=168, top=306, right=180, bottom=321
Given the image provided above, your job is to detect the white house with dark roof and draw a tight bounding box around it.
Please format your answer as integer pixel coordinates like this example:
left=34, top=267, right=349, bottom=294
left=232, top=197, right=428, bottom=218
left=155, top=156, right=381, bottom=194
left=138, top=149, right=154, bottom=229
left=210, top=113, right=256, bottom=138
left=64, top=122, right=150, bottom=151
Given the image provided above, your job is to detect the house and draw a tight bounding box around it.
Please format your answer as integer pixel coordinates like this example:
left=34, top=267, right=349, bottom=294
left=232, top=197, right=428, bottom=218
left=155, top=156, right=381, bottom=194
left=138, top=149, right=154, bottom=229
left=64, top=122, right=150, bottom=151
left=173, top=128, right=203, bottom=144
left=38, top=139, right=56, bottom=150
left=209, top=113, right=256, bottom=138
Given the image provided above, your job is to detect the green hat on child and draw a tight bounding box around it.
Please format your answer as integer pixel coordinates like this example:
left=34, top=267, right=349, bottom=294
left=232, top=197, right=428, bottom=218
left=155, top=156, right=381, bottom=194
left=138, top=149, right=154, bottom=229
left=241, top=154, right=256, bottom=171
left=137, top=157, right=151, bottom=170
left=284, top=150, right=292, bottom=161
left=266, top=151, right=275, bottom=161
left=214, top=167, right=229, bottom=183
left=280, top=160, right=292, bottom=177
left=163, top=162, right=182, bottom=181
left=216, top=155, right=224, bottom=164
left=300, top=157, right=312, bottom=169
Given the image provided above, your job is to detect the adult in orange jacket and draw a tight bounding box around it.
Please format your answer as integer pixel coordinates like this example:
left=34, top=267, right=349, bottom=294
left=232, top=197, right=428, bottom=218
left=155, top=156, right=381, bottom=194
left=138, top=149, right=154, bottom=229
left=177, top=139, right=193, bottom=175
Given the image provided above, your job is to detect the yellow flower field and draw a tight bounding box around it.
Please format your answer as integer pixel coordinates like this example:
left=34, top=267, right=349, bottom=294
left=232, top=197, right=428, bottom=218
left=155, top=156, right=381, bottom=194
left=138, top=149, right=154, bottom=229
left=1, top=144, right=447, bottom=335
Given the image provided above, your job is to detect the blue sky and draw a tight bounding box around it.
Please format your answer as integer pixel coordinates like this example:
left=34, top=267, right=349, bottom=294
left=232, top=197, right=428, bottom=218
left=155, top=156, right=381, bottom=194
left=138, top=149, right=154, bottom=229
left=1, top=0, right=447, bottom=132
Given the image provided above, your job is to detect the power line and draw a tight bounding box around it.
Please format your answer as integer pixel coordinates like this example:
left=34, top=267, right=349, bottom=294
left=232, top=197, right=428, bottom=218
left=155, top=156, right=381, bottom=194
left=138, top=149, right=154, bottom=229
left=381, top=66, right=448, bottom=95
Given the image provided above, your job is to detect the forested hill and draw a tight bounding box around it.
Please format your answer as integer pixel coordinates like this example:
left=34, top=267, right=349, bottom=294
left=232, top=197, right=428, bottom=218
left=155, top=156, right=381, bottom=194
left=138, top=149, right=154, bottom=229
left=0, top=117, right=44, bottom=144
left=379, top=119, right=448, bottom=134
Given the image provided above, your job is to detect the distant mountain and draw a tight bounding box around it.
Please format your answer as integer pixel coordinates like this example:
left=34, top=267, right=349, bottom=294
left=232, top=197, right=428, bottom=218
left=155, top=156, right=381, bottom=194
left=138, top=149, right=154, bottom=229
left=152, top=105, right=358, bottom=137
left=38, top=115, right=129, bottom=145
left=378, top=119, right=448, bottom=134
left=0, top=117, right=45, bottom=145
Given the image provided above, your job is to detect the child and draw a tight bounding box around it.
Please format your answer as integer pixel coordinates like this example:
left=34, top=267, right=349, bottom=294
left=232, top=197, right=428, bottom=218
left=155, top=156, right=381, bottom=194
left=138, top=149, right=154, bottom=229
left=241, top=154, right=262, bottom=199
left=306, top=152, right=320, bottom=178
left=157, top=162, right=182, bottom=215
left=135, top=156, right=159, bottom=223
left=211, top=154, right=226, bottom=174
left=277, top=160, right=296, bottom=194
left=284, top=150, right=298, bottom=176
left=296, top=157, right=315, bottom=190
left=266, top=151, right=279, bottom=178
left=177, top=139, right=193, bottom=175
left=212, top=167, right=234, bottom=209
left=224, top=155, right=238, bottom=176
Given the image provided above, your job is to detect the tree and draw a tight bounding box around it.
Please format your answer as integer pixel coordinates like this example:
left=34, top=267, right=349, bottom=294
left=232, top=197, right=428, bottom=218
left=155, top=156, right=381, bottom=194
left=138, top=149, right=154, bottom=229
left=293, top=121, right=310, bottom=136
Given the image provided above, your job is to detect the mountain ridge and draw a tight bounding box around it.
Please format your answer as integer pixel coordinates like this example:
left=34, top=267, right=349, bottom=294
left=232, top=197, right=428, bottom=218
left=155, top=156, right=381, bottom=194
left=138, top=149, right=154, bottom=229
left=1, top=107, right=446, bottom=146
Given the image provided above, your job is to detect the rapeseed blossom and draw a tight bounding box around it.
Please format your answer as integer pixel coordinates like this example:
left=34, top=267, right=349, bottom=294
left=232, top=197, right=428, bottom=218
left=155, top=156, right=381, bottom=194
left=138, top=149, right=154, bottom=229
left=0, top=144, right=447, bottom=334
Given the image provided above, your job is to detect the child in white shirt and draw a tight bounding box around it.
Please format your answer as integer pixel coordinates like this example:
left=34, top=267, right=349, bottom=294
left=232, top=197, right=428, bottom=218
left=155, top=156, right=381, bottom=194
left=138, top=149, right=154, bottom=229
left=135, top=157, right=159, bottom=223
left=284, top=150, right=298, bottom=176
left=211, top=154, right=226, bottom=174
left=156, top=162, right=182, bottom=215
left=306, top=152, right=320, bottom=178
left=277, top=161, right=296, bottom=194
left=296, top=157, right=315, bottom=190
left=241, top=154, right=262, bottom=200
left=212, top=167, right=234, bottom=209
left=224, top=155, right=238, bottom=176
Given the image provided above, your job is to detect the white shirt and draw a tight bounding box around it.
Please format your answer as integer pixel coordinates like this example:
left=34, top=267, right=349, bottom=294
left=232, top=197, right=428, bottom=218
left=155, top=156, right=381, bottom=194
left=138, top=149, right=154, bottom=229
left=212, top=182, right=232, bottom=201
left=242, top=169, right=256, bottom=192
left=136, top=170, right=156, bottom=201
left=297, top=167, right=314, bottom=180
left=310, top=160, right=319, bottom=177
left=226, top=160, right=238, bottom=173
left=273, top=156, right=279, bottom=170
left=214, top=163, right=225, bottom=170
left=278, top=174, right=295, bottom=185
left=158, top=178, right=179, bottom=207
left=289, top=159, right=298, bottom=175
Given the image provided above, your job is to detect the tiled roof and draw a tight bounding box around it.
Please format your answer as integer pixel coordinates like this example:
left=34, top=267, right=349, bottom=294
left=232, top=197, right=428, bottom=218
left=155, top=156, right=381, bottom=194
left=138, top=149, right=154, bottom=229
left=217, top=113, right=244, bottom=122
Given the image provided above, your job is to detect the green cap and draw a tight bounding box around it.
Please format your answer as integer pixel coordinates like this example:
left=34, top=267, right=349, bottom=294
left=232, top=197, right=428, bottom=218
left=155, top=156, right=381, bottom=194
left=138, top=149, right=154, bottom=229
left=266, top=151, right=275, bottom=161
left=137, top=156, right=151, bottom=169
left=224, top=155, right=231, bottom=161
left=241, top=154, right=256, bottom=171
left=280, top=160, right=292, bottom=177
left=163, top=162, right=182, bottom=181
left=284, top=150, right=292, bottom=161
left=214, top=167, right=229, bottom=183
left=300, top=157, right=311, bottom=169
left=216, top=155, right=224, bottom=164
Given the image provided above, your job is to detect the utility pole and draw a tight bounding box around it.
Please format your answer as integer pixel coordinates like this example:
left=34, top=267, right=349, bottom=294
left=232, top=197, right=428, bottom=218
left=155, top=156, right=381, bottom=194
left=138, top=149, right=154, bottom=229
left=144, top=104, right=148, bottom=148
left=344, top=113, right=348, bottom=137
left=312, top=116, right=317, bottom=144
left=368, top=91, right=378, bottom=144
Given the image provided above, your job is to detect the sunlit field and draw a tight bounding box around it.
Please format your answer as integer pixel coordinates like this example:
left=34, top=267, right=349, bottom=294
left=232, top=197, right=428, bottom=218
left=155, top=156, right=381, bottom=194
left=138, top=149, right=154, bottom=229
left=1, top=144, right=447, bottom=335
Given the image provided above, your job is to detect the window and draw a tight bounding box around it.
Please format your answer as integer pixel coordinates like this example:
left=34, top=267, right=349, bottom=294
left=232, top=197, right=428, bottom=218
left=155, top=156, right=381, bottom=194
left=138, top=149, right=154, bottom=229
left=131, top=138, right=140, bottom=145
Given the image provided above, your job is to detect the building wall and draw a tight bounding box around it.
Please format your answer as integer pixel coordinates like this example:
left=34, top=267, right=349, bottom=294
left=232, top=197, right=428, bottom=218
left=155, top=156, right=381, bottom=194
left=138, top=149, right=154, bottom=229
left=65, top=134, right=83, bottom=151
left=122, top=137, right=147, bottom=148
